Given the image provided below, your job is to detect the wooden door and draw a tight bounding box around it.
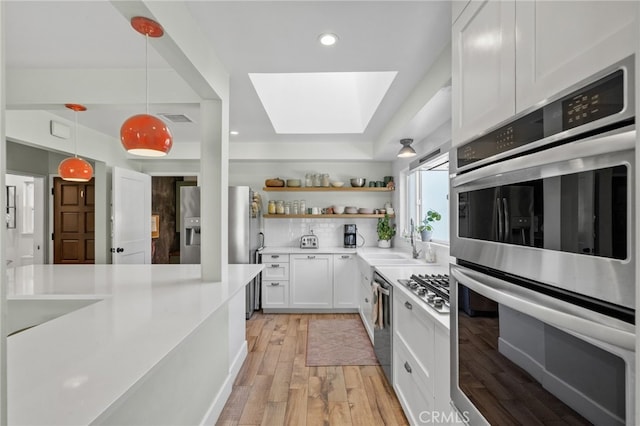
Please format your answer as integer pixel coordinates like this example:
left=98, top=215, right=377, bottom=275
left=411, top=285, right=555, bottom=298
left=53, top=177, right=95, bottom=264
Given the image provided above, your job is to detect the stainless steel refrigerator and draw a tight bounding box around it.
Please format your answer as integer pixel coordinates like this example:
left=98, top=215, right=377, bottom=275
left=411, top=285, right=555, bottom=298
left=229, top=186, right=264, bottom=319
left=180, top=186, right=201, bottom=264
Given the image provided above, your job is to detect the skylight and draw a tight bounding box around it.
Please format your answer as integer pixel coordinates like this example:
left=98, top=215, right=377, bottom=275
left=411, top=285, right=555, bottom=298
left=249, top=71, right=397, bottom=134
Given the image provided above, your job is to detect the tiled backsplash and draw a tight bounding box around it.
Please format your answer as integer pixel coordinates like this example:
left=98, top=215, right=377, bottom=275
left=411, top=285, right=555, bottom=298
left=264, top=218, right=379, bottom=248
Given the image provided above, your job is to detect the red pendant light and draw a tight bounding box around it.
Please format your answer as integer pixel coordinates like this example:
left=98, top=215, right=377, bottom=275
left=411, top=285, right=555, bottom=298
left=58, top=104, right=93, bottom=182
left=120, top=17, right=173, bottom=157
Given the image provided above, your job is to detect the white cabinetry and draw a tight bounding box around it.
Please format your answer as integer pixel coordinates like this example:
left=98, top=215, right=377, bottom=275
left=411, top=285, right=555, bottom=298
left=290, top=254, right=333, bottom=309
left=357, top=256, right=374, bottom=342
left=452, top=0, right=515, bottom=146
left=262, top=254, right=290, bottom=309
left=515, top=1, right=637, bottom=112
left=393, top=290, right=457, bottom=424
left=452, top=0, right=637, bottom=147
left=333, top=254, right=358, bottom=309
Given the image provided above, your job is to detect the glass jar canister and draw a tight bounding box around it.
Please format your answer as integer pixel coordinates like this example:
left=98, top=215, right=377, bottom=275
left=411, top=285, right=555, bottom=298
left=276, top=200, right=285, bottom=215
left=292, top=200, right=299, bottom=215
left=299, top=200, right=306, bottom=215
left=268, top=200, right=276, bottom=214
left=284, top=202, right=291, bottom=215
left=313, top=174, right=321, bottom=187
left=321, top=173, right=330, bottom=187
left=305, top=173, right=313, bottom=187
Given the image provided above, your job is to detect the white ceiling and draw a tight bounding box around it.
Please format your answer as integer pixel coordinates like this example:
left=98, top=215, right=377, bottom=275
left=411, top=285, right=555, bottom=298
left=4, top=1, right=452, bottom=160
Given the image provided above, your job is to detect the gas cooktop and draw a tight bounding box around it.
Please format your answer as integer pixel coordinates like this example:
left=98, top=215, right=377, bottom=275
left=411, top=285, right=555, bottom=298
left=397, top=273, right=450, bottom=314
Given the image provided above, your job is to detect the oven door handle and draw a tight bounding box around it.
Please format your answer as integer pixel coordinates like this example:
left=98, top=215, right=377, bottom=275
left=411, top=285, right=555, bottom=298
left=450, top=264, right=635, bottom=352
left=496, top=198, right=504, bottom=242
left=502, top=197, right=509, bottom=242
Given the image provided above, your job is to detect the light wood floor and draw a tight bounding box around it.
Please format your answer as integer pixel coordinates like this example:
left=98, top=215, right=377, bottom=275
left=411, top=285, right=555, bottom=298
left=217, top=312, right=409, bottom=426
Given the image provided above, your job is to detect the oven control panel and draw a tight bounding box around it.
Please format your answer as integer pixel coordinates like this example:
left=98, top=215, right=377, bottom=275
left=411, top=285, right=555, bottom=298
left=457, top=59, right=630, bottom=172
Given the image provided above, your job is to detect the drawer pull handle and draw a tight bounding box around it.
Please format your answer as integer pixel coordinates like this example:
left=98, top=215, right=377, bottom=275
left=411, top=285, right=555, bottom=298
left=271, top=255, right=280, bottom=259
left=365, top=298, right=369, bottom=303
left=271, top=264, right=280, bottom=268
left=404, top=301, right=413, bottom=310
left=271, top=282, right=280, bottom=286
left=404, top=362, right=412, bottom=374
left=307, top=255, right=316, bottom=259
left=341, top=255, right=350, bottom=259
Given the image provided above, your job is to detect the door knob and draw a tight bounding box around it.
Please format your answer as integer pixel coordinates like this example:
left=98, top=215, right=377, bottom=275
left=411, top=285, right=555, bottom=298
left=111, top=247, right=124, bottom=253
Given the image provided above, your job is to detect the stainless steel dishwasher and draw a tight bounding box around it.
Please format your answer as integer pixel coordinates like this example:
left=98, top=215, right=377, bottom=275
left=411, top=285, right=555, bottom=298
left=373, top=271, right=393, bottom=385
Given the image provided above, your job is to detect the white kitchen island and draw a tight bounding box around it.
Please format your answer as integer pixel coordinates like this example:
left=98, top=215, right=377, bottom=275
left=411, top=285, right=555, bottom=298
left=6, top=264, right=263, bottom=426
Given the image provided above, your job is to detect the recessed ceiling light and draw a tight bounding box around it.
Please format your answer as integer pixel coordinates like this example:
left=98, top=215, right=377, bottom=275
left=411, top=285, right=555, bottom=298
left=318, top=33, right=338, bottom=46
left=230, top=131, right=239, bottom=135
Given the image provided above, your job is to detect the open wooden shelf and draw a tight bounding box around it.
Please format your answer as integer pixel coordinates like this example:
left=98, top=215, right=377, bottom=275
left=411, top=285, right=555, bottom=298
left=264, top=214, right=394, bottom=219
left=262, top=186, right=393, bottom=192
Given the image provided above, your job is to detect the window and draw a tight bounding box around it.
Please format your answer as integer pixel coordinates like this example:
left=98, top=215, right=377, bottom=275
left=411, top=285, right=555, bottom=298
left=405, top=156, right=449, bottom=243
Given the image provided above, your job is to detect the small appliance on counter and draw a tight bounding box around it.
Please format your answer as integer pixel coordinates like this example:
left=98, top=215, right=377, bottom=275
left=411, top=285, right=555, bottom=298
left=344, top=224, right=357, bottom=248
left=300, top=231, right=319, bottom=249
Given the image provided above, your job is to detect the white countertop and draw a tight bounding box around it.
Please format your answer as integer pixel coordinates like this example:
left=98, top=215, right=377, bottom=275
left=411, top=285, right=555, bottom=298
left=261, top=246, right=357, bottom=255
left=7, top=263, right=263, bottom=426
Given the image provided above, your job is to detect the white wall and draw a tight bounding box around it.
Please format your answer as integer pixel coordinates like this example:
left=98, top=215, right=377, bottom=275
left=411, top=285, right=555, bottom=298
left=229, top=160, right=394, bottom=247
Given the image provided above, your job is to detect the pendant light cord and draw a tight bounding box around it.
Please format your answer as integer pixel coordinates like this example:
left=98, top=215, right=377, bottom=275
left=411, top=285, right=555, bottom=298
left=74, top=110, right=79, bottom=158
left=145, top=33, right=149, bottom=115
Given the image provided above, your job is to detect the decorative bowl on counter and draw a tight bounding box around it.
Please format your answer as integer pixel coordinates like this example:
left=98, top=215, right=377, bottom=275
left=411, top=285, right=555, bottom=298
left=350, top=178, right=366, bottom=187
left=358, top=208, right=373, bottom=214
left=345, top=206, right=358, bottom=214
left=331, top=181, right=345, bottom=187
left=333, top=205, right=345, bottom=214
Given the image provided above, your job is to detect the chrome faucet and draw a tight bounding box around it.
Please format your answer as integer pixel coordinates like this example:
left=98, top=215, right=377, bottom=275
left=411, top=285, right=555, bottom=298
left=410, top=218, right=421, bottom=259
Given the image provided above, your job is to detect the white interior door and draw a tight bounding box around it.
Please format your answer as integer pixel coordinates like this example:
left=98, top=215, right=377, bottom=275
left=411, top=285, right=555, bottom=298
left=112, top=167, right=151, bottom=264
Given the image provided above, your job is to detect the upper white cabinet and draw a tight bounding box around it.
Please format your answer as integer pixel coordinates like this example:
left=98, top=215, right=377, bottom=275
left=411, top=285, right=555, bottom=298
left=515, top=1, right=638, bottom=112
left=333, top=254, right=358, bottom=309
left=452, top=0, right=637, bottom=147
left=290, top=254, right=334, bottom=309
left=452, top=0, right=516, bottom=146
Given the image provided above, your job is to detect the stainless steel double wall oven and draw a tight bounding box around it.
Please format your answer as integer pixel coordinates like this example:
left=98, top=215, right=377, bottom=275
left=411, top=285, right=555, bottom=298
left=450, top=56, right=636, bottom=425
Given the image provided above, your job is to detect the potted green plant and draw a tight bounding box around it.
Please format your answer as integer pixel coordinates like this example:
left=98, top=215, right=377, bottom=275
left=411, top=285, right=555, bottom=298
left=377, top=213, right=396, bottom=248
left=417, top=209, right=441, bottom=241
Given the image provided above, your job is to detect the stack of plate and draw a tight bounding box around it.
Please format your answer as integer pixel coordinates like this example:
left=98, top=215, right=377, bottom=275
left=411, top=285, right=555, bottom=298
left=358, top=208, right=373, bottom=214
left=345, top=206, right=358, bottom=214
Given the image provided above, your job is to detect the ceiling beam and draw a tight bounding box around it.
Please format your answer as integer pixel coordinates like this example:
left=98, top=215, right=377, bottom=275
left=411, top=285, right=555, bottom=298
left=109, top=0, right=229, bottom=102
left=6, top=69, right=200, bottom=107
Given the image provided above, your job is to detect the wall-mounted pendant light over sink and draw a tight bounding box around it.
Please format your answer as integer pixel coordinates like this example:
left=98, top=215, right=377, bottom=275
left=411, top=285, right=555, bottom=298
left=120, top=16, right=173, bottom=157
left=58, top=104, right=93, bottom=182
left=397, top=138, right=417, bottom=158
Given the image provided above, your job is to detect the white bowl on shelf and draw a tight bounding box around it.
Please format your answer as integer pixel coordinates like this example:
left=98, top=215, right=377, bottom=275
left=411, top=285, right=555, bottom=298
left=333, top=205, right=345, bottom=214
left=331, top=181, right=345, bottom=188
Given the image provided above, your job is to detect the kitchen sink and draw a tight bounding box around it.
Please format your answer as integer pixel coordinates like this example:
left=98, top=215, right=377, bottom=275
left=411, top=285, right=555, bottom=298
left=364, top=253, right=408, bottom=260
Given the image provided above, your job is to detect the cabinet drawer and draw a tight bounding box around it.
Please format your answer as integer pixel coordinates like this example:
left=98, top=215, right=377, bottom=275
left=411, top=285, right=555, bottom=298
left=263, top=262, right=289, bottom=280
left=262, top=280, right=289, bottom=308
left=393, top=290, right=435, bottom=379
left=393, top=337, right=434, bottom=425
left=262, top=253, right=289, bottom=262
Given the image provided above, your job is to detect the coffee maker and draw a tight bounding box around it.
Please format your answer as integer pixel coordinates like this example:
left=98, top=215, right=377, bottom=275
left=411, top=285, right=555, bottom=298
left=344, top=224, right=357, bottom=248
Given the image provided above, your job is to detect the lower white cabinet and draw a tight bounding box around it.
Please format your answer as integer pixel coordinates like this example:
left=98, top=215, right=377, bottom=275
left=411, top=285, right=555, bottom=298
left=333, top=254, right=358, bottom=309
left=393, top=290, right=459, bottom=424
left=357, top=256, right=374, bottom=342
left=290, top=254, right=333, bottom=309
left=262, top=280, right=288, bottom=308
